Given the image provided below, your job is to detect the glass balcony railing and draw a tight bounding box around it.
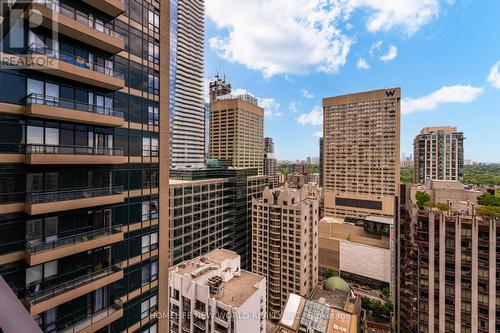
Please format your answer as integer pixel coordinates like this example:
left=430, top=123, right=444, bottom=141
left=26, top=226, right=123, bottom=255
left=26, top=144, right=123, bottom=157
left=25, top=93, right=124, bottom=119
left=35, top=0, right=125, bottom=41
left=26, top=186, right=124, bottom=205
left=25, top=264, right=122, bottom=305
left=26, top=45, right=124, bottom=80
left=58, top=300, right=123, bottom=333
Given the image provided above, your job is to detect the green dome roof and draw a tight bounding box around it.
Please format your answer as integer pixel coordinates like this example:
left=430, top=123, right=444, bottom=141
left=324, top=277, right=351, bottom=293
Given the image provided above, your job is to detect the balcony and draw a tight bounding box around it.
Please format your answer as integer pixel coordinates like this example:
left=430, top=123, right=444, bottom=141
left=25, top=226, right=124, bottom=266
left=25, top=186, right=125, bottom=215
left=59, top=300, right=123, bottom=333
left=25, top=94, right=124, bottom=127
left=23, top=47, right=125, bottom=90
left=24, top=265, right=123, bottom=316
left=82, top=0, right=125, bottom=18
left=27, top=1, right=125, bottom=54
left=25, top=144, right=124, bottom=165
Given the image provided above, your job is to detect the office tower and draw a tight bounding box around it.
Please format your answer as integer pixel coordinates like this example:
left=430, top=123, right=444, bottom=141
left=397, top=180, right=499, bottom=333
left=264, top=137, right=278, bottom=188
left=0, top=1, right=169, bottom=332
left=209, top=94, right=264, bottom=175
left=306, top=157, right=311, bottom=164
left=323, top=88, right=401, bottom=219
left=319, top=137, right=323, bottom=187
left=168, top=249, right=266, bottom=333
left=251, top=185, right=319, bottom=319
left=276, top=279, right=364, bottom=333
left=318, top=216, right=393, bottom=290
left=169, top=168, right=267, bottom=269
left=413, top=126, right=464, bottom=183
left=170, top=0, right=205, bottom=169
left=209, top=73, right=231, bottom=102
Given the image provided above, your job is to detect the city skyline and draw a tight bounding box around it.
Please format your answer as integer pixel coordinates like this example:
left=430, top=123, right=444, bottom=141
left=204, top=0, right=500, bottom=163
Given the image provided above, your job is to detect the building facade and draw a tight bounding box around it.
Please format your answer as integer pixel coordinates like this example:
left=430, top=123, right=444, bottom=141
left=169, top=0, right=205, bottom=169
left=264, top=137, right=278, bottom=188
left=169, top=168, right=267, bottom=270
left=0, top=1, right=169, bottom=332
left=209, top=94, right=264, bottom=175
left=251, top=185, right=319, bottom=320
left=323, top=88, right=401, bottom=219
left=169, top=249, right=266, bottom=333
left=319, top=137, right=323, bottom=187
left=413, top=126, right=464, bottom=184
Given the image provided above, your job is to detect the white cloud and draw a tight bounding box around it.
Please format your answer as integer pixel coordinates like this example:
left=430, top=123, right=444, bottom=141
left=260, top=97, right=282, bottom=117
left=289, top=102, right=298, bottom=113
left=349, top=0, right=441, bottom=36
left=356, top=57, right=370, bottom=69
left=206, top=0, right=352, bottom=77
left=487, top=61, right=500, bottom=88
left=312, top=131, right=323, bottom=138
left=369, top=40, right=383, bottom=55
left=380, top=45, right=398, bottom=62
left=301, top=89, right=314, bottom=99
left=402, top=85, right=484, bottom=114
left=296, top=106, right=323, bottom=126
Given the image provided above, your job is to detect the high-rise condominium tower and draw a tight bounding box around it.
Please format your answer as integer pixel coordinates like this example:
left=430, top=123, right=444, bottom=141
left=264, top=137, right=278, bottom=188
left=251, top=185, right=320, bottom=319
left=323, top=88, right=401, bottom=218
left=0, top=1, right=169, bottom=332
left=413, top=126, right=464, bottom=183
left=170, top=0, right=205, bottom=169
left=209, top=94, right=264, bottom=175
left=319, top=137, right=324, bottom=187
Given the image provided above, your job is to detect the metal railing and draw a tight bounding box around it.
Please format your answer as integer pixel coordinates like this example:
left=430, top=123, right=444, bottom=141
left=26, top=45, right=124, bottom=80
left=57, top=300, right=123, bottom=333
left=26, top=186, right=124, bottom=204
left=25, top=226, right=123, bottom=255
left=25, top=93, right=124, bottom=118
left=36, top=0, right=124, bottom=41
left=26, top=144, right=123, bottom=157
left=25, top=264, right=122, bottom=305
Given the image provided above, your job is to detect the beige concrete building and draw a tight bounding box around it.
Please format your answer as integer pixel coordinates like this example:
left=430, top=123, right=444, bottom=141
left=251, top=185, right=320, bottom=320
left=400, top=182, right=499, bottom=333
left=276, top=278, right=363, bottom=333
left=209, top=94, right=264, bottom=175
left=323, top=88, right=401, bottom=218
left=168, top=249, right=266, bottom=333
left=413, top=126, right=464, bottom=183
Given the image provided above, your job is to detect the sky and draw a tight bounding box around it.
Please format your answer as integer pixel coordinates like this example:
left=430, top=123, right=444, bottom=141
left=203, top=0, right=500, bottom=163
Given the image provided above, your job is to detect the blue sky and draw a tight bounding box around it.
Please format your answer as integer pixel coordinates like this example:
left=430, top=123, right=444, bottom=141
left=203, top=0, right=500, bottom=162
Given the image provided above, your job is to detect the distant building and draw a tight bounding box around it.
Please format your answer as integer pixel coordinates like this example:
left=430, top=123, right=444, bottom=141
left=319, top=216, right=393, bottom=290
left=209, top=73, right=232, bottom=102
left=276, top=172, right=286, bottom=185
left=319, top=137, right=324, bottom=187
left=397, top=180, right=497, bottom=333
left=293, top=163, right=308, bottom=174
left=276, top=278, right=364, bottom=333
left=169, top=249, right=266, bottom=333
left=307, top=157, right=312, bottom=164
left=264, top=137, right=278, bottom=188
left=307, top=173, right=320, bottom=184
left=323, top=88, right=400, bottom=219
left=413, top=126, right=464, bottom=183
left=209, top=94, right=264, bottom=175
left=252, top=185, right=320, bottom=319
left=311, top=156, right=320, bottom=164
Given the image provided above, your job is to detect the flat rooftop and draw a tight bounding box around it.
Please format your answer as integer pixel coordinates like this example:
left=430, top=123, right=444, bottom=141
left=216, top=270, right=264, bottom=308
left=169, top=178, right=227, bottom=186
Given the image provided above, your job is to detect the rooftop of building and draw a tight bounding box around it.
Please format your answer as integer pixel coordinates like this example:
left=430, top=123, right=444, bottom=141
left=319, top=218, right=390, bottom=249
left=419, top=126, right=458, bottom=134
left=169, top=178, right=227, bottom=186
left=170, top=249, right=265, bottom=308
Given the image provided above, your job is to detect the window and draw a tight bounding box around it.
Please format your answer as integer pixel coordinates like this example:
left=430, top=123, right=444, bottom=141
left=26, top=261, right=58, bottom=292
left=141, top=295, right=158, bottom=319
left=141, top=260, right=159, bottom=285
left=148, top=42, right=159, bottom=64
left=141, top=232, right=158, bottom=254
left=148, top=106, right=159, bottom=125
left=148, top=74, right=159, bottom=94
left=142, top=137, right=158, bottom=157
left=148, top=10, right=160, bottom=33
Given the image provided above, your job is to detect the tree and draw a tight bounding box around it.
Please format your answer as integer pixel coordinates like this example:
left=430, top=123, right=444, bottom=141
left=477, top=205, right=500, bottom=218
left=415, top=191, right=431, bottom=210
left=433, top=202, right=450, bottom=211
left=477, top=193, right=500, bottom=207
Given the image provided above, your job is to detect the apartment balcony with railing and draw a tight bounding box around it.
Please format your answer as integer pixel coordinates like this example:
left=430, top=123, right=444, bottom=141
left=25, top=143, right=124, bottom=165
left=58, top=300, right=123, bottom=333
left=25, top=186, right=125, bottom=215
left=27, top=0, right=125, bottom=53
left=82, top=0, right=125, bottom=18
left=22, top=46, right=125, bottom=90
left=24, top=265, right=123, bottom=315
left=25, top=226, right=124, bottom=266
left=25, top=93, right=125, bottom=127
